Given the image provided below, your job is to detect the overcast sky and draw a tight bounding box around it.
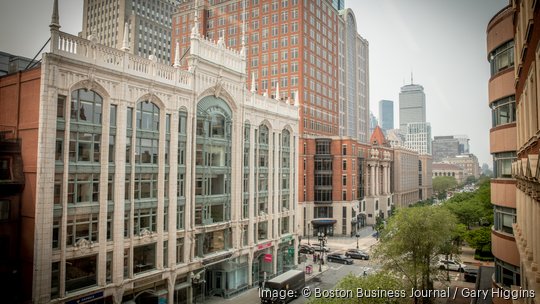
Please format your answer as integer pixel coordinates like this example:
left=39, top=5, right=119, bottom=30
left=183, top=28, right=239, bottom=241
left=0, top=0, right=509, bottom=166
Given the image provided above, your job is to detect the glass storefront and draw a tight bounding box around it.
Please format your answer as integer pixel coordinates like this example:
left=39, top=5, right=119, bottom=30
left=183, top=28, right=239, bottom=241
left=277, top=240, right=295, bottom=275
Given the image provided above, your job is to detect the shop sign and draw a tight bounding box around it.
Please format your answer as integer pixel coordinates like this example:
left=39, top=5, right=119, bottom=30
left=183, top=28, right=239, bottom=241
left=280, top=235, right=294, bottom=244
left=158, top=296, right=167, bottom=304
left=257, top=241, right=272, bottom=250
left=66, top=291, right=104, bottom=304
left=288, top=248, right=294, bottom=256
left=263, top=254, right=273, bottom=262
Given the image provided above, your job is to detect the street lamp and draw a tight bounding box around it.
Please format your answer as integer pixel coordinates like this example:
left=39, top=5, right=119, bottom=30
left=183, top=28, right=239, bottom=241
left=356, top=218, right=360, bottom=249
left=317, top=232, right=325, bottom=272
left=307, top=223, right=311, bottom=245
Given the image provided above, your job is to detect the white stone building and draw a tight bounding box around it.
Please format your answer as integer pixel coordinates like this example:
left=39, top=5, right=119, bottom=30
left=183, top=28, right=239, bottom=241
left=29, top=3, right=299, bottom=304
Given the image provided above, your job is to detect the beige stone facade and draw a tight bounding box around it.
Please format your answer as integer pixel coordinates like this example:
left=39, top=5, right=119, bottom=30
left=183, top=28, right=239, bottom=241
left=511, top=0, right=540, bottom=302
left=10, top=6, right=299, bottom=304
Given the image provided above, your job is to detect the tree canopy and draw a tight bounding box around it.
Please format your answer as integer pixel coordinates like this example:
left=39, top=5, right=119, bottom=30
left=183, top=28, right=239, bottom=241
left=374, top=205, right=458, bottom=304
left=432, top=176, right=458, bottom=196
left=308, top=272, right=409, bottom=304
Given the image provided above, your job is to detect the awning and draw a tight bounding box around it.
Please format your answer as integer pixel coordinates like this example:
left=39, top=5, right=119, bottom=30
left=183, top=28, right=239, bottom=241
left=311, top=219, right=337, bottom=226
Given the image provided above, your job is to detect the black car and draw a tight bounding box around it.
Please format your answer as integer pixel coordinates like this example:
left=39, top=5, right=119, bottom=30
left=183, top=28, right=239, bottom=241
left=463, top=266, right=478, bottom=283
left=345, top=249, right=370, bottom=260
left=299, top=244, right=315, bottom=254
left=326, top=254, right=353, bottom=265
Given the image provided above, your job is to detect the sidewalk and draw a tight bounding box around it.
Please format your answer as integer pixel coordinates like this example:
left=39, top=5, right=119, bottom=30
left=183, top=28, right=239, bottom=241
left=459, top=246, right=494, bottom=267
left=302, top=227, right=379, bottom=253
left=203, top=264, right=330, bottom=304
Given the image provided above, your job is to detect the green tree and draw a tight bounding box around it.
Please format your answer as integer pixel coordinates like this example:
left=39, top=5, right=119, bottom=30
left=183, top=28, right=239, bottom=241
left=308, top=272, right=409, bottom=304
left=432, top=176, right=458, bottom=199
left=374, top=206, right=458, bottom=304
left=464, top=227, right=491, bottom=252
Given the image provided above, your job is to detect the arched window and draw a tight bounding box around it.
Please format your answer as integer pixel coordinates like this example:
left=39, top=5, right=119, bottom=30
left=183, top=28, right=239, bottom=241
left=70, top=89, right=103, bottom=124
left=194, top=96, right=232, bottom=235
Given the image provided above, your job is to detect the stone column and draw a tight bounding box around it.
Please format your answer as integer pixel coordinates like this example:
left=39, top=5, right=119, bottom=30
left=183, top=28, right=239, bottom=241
left=370, top=164, right=375, bottom=196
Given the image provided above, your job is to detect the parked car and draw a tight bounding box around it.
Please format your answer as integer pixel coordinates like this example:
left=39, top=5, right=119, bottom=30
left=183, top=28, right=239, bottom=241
left=313, top=246, right=331, bottom=252
left=326, top=253, right=354, bottom=265
left=437, top=259, right=466, bottom=272
left=463, top=266, right=479, bottom=283
left=345, top=249, right=370, bottom=260
left=327, top=254, right=353, bottom=265
left=299, top=244, right=315, bottom=254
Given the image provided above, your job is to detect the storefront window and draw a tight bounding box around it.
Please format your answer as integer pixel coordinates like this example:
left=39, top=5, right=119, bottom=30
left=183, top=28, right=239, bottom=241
left=65, top=255, right=97, bottom=292
left=133, top=243, right=156, bottom=274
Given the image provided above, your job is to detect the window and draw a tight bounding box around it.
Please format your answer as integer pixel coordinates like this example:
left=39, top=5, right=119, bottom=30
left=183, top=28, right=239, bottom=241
left=258, top=221, right=268, bottom=240
left=65, top=255, right=97, bottom=292
left=489, top=40, right=514, bottom=76
left=70, top=89, right=102, bottom=124
left=494, top=206, right=515, bottom=235
left=494, top=258, right=520, bottom=288
left=314, top=206, right=333, bottom=218
left=133, top=205, right=157, bottom=235
left=315, top=139, right=331, bottom=155
left=493, top=152, right=515, bottom=178
left=0, top=200, right=9, bottom=220
left=134, top=243, right=156, bottom=274
left=66, top=213, right=99, bottom=246
left=51, top=261, right=60, bottom=298
left=491, top=95, right=516, bottom=127
left=176, top=238, right=184, bottom=264
left=67, top=173, right=100, bottom=204
left=69, top=132, right=101, bottom=163
left=57, top=95, right=66, bottom=119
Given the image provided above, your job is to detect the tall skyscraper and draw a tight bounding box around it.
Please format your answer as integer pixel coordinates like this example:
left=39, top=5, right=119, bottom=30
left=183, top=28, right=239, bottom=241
left=379, top=99, right=394, bottom=131
left=399, top=83, right=426, bottom=130
left=82, top=0, right=179, bottom=64
left=172, top=0, right=369, bottom=141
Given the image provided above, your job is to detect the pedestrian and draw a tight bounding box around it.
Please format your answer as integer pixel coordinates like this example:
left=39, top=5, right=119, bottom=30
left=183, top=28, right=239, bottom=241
left=313, top=254, right=316, bottom=263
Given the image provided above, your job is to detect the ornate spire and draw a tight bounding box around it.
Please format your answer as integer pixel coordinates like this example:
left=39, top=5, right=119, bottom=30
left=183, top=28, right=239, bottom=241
left=250, top=72, right=256, bottom=93
left=191, top=0, right=200, bottom=38
left=50, top=0, right=60, bottom=30
left=275, top=83, right=280, bottom=100
left=294, top=90, right=299, bottom=107
left=174, top=41, right=181, bottom=68
left=240, top=0, right=246, bottom=56
left=121, top=22, right=130, bottom=52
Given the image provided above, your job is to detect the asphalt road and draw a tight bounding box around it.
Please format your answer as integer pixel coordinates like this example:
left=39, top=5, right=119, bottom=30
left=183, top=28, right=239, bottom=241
left=293, top=258, right=380, bottom=304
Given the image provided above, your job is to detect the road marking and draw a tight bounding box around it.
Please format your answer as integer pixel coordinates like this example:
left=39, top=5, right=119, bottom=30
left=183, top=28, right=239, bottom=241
left=330, top=264, right=344, bottom=270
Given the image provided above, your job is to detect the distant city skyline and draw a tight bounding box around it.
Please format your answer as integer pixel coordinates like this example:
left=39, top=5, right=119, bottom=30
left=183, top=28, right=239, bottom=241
left=350, top=0, right=508, bottom=167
